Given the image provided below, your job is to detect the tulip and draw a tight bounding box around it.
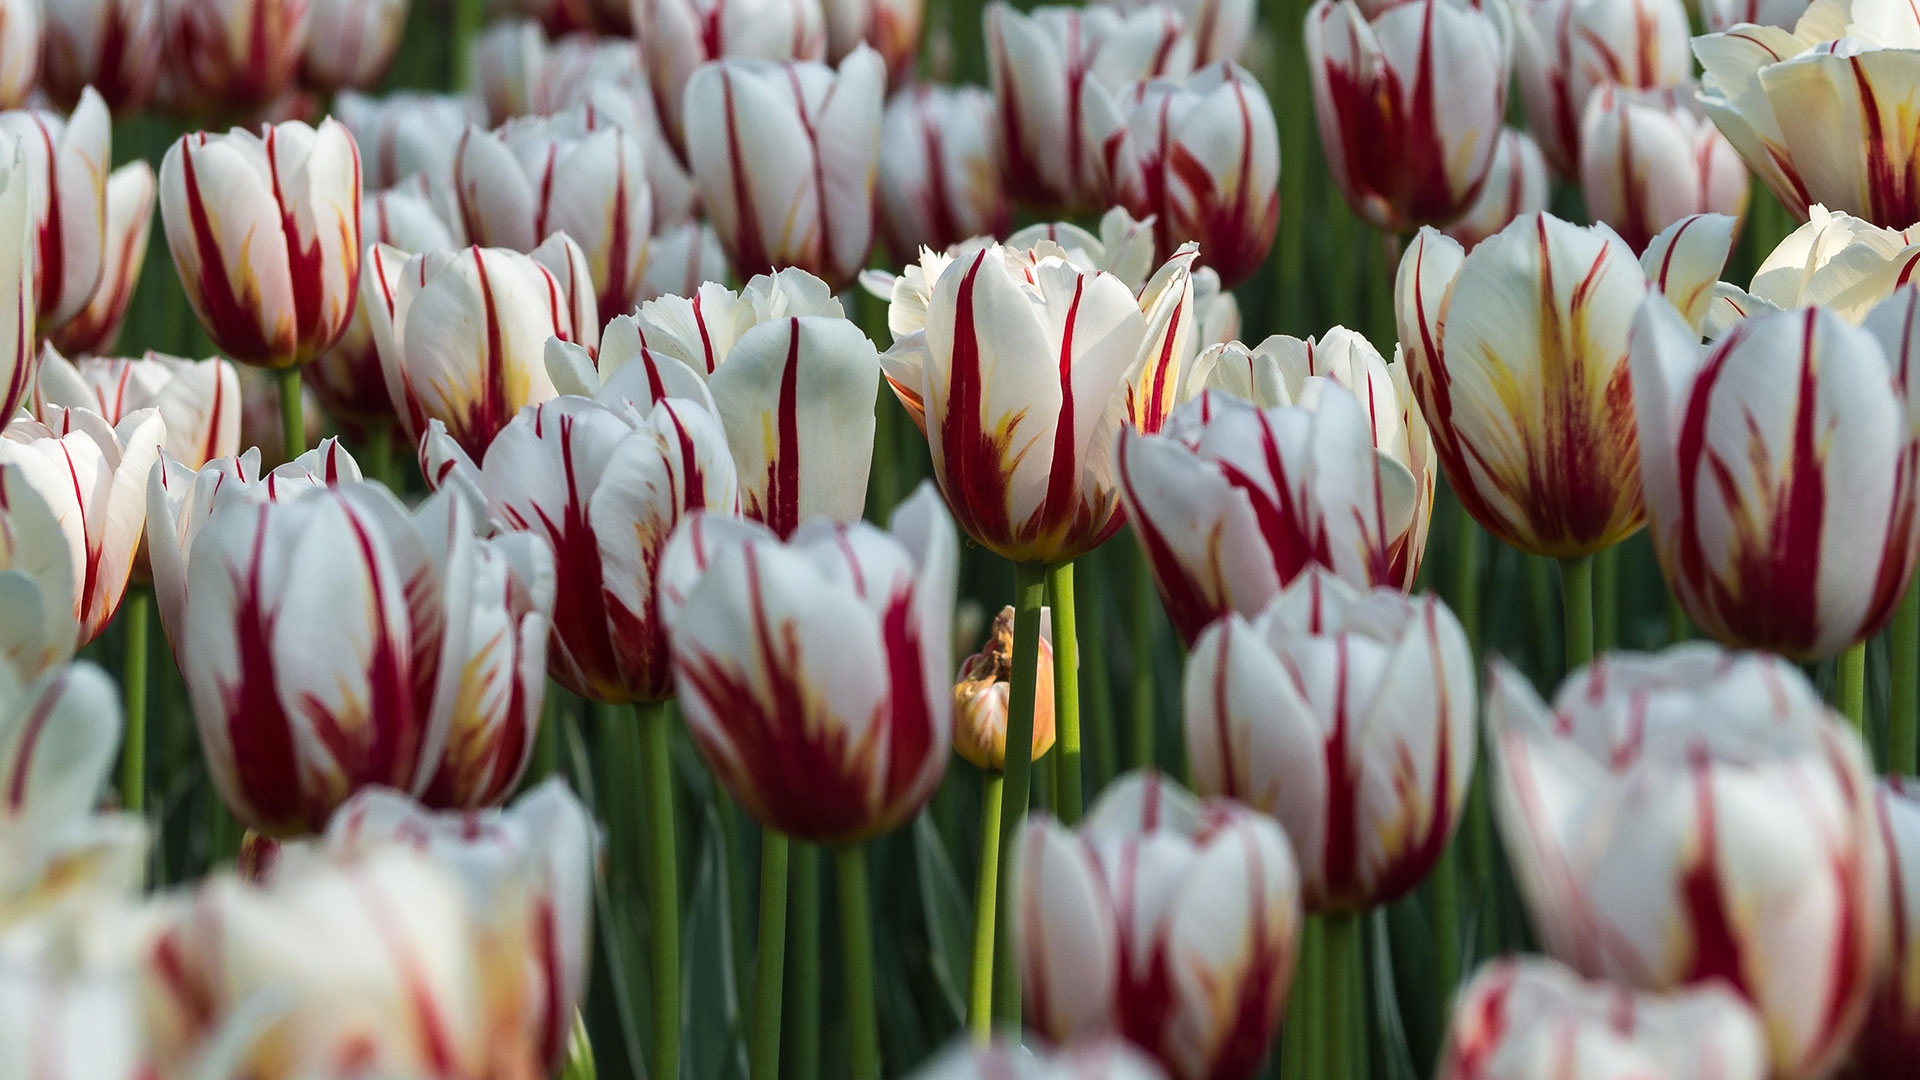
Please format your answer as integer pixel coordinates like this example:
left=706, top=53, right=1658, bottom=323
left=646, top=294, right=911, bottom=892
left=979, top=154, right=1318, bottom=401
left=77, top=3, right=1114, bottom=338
left=322, top=779, right=596, bottom=1067
left=954, top=605, right=1056, bottom=770
left=909, top=1038, right=1171, bottom=1080
left=684, top=46, right=884, bottom=286
left=1395, top=211, right=1735, bottom=558
left=1858, top=777, right=1920, bottom=1075
left=1579, top=84, right=1749, bottom=254
left=334, top=89, right=480, bottom=190
left=1436, top=957, right=1770, bottom=1080
left=824, top=0, right=919, bottom=82
left=656, top=482, right=956, bottom=843
left=987, top=3, right=1192, bottom=212
left=0, top=0, right=36, bottom=109
left=876, top=84, right=1011, bottom=260
left=364, top=235, right=596, bottom=459
left=1706, top=204, right=1920, bottom=336
left=1017, top=771, right=1300, bottom=1080
left=1117, top=61, right=1279, bottom=288
left=41, top=0, right=158, bottom=111
left=166, top=0, right=310, bottom=108
left=640, top=221, right=730, bottom=301
left=532, top=33, right=698, bottom=227
left=1444, top=126, right=1550, bottom=250
left=472, top=19, right=547, bottom=126
left=0, top=89, right=110, bottom=334
left=1489, top=644, right=1885, bottom=1080
left=1095, top=0, right=1250, bottom=66
left=302, top=0, right=406, bottom=92
left=1630, top=291, right=1920, bottom=661
left=33, top=348, right=239, bottom=470
left=1699, top=0, right=1808, bottom=32
left=0, top=137, right=29, bottom=424
left=50, top=161, right=153, bottom=359
left=1306, top=0, right=1511, bottom=234
left=0, top=923, right=150, bottom=1080
left=159, top=119, right=362, bottom=370
left=0, top=473, right=81, bottom=679
left=448, top=107, right=653, bottom=324
left=510, top=0, right=600, bottom=37
left=1513, top=0, right=1691, bottom=176
left=641, top=0, right=826, bottom=156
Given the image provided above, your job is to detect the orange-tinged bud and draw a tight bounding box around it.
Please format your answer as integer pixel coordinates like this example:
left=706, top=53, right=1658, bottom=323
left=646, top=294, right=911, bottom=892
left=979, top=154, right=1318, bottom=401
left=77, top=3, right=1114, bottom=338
left=952, top=605, right=1055, bottom=771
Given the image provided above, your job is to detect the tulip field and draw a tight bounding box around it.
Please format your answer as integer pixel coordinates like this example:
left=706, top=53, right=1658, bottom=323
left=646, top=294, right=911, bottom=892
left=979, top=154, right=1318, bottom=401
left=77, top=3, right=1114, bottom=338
left=9, top=0, right=1920, bottom=1077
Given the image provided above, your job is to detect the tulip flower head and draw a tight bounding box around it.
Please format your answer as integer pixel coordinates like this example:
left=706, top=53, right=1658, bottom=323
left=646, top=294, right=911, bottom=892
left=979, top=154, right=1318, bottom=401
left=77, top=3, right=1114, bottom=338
left=41, top=0, right=160, bottom=110
left=334, top=90, right=480, bottom=190
left=658, top=483, right=957, bottom=845
left=909, top=1037, right=1172, bottom=1080
left=1857, top=776, right=1920, bottom=1075
left=1630, top=290, right=1920, bottom=661
left=302, top=0, right=407, bottom=92
left=1443, top=126, right=1550, bottom=251
left=1489, top=644, right=1885, bottom=1080
left=530, top=32, right=699, bottom=227
left=953, top=604, right=1056, bottom=771
left=1513, top=0, right=1691, bottom=175
left=0, top=89, right=111, bottom=334
left=823, top=0, right=921, bottom=83
left=877, top=83, right=1011, bottom=259
left=0, top=135, right=31, bottom=424
left=166, top=0, right=311, bottom=108
left=0, top=0, right=37, bottom=110
left=0, top=902, right=152, bottom=1080
left=51, top=161, right=155, bottom=359
left=1704, top=204, right=1920, bottom=336
left=642, top=0, right=827, bottom=156
left=1018, top=771, right=1300, bottom=1080
left=640, top=221, right=730, bottom=301
left=1395, top=211, right=1735, bottom=558
left=0, top=476, right=80, bottom=680
left=33, top=348, right=239, bottom=470
left=1095, top=0, right=1250, bottom=67
left=1579, top=84, right=1749, bottom=254
left=1699, top=0, right=1809, bottom=32
left=159, top=119, right=362, bottom=370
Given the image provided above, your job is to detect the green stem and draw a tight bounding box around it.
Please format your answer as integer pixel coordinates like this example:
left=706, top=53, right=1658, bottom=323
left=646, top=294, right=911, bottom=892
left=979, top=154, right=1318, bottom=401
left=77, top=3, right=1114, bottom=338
left=1840, top=641, right=1868, bottom=736
left=1595, top=544, right=1618, bottom=652
left=790, top=845, right=821, bottom=1080
left=1559, top=555, right=1595, bottom=675
left=1322, top=914, right=1360, bottom=1080
left=836, top=845, right=880, bottom=1080
left=276, top=367, right=305, bottom=459
left=1431, top=843, right=1460, bottom=1000
left=1893, top=580, right=1919, bottom=774
left=1046, top=561, right=1082, bottom=824
left=450, top=0, right=486, bottom=88
left=120, top=589, right=148, bottom=815
left=1666, top=589, right=1691, bottom=645
left=750, top=831, right=789, bottom=1080
left=1298, top=919, right=1324, bottom=1080
left=636, top=701, right=680, bottom=1080
left=363, top=425, right=395, bottom=491
left=1128, top=547, right=1156, bottom=769
left=967, top=771, right=1004, bottom=1041
left=1079, top=555, right=1116, bottom=793
left=1450, top=498, right=1482, bottom=657
left=992, top=563, right=1048, bottom=1028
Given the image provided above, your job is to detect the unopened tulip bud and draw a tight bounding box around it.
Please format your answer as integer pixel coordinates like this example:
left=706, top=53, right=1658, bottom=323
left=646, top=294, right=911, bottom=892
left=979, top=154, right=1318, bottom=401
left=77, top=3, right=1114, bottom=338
left=1579, top=84, right=1748, bottom=254
left=534, top=35, right=699, bottom=226
left=953, top=605, right=1055, bottom=771
left=302, top=0, right=408, bottom=92
left=1514, top=0, right=1690, bottom=175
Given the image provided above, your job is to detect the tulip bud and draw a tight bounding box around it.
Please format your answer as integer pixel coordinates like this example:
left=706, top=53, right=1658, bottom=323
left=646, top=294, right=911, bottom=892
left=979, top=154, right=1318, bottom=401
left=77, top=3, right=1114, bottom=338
left=640, top=221, right=730, bottom=302
left=1396, top=211, right=1735, bottom=559
left=685, top=46, right=883, bottom=286
left=877, top=84, right=1011, bottom=260
left=824, top=0, right=920, bottom=83
left=0, top=89, right=111, bottom=334
left=0, top=137, right=29, bottom=424
left=909, top=1038, right=1171, bottom=1080
left=1094, top=0, right=1250, bottom=67
left=643, top=0, right=826, bottom=156
left=41, top=0, right=158, bottom=111
left=0, top=0, right=37, bottom=110
left=1699, top=0, right=1808, bottom=31
left=166, top=0, right=310, bottom=109
left=1117, top=61, right=1279, bottom=288
left=1706, top=205, right=1920, bottom=336
left=1443, top=126, right=1549, bottom=251
left=302, top=0, right=408, bottom=93
left=658, top=484, right=958, bottom=844
left=953, top=605, right=1055, bottom=770
left=335, top=89, right=481, bottom=191
left=33, top=348, right=239, bottom=471
left=1489, top=645, right=1886, bottom=1080
left=50, top=161, right=154, bottom=359
left=159, top=119, right=362, bottom=369
left=1437, top=958, right=1769, bottom=1080
left=1579, top=84, right=1749, bottom=254
left=1630, top=291, right=1920, bottom=661
left=1306, top=0, right=1512, bottom=234
left=534, top=34, right=699, bottom=227
left=1018, top=772, right=1300, bottom=1080
left=1858, top=777, right=1920, bottom=1075
left=1513, top=0, right=1690, bottom=175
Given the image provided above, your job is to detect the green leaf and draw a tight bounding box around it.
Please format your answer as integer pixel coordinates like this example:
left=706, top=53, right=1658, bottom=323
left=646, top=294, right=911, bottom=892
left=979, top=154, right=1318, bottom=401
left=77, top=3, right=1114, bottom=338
left=684, top=804, right=746, bottom=1080
left=912, top=815, right=972, bottom=1025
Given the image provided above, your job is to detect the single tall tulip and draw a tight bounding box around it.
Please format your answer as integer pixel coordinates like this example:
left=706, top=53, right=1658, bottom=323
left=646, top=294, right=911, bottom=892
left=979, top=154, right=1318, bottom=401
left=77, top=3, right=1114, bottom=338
left=641, top=0, right=826, bottom=155
left=823, top=0, right=920, bottom=82
left=1306, top=0, right=1512, bottom=234
left=1705, top=205, right=1920, bottom=335
left=657, top=482, right=957, bottom=844
left=0, top=134, right=30, bottom=423
left=1579, top=84, right=1748, bottom=254
left=1395, top=211, right=1734, bottom=558
left=1513, top=0, right=1691, bottom=175
left=1630, top=291, right=1920, bottom=660
left=51, top=161, right=154, bottom=358
left=877, top=84, right=1010, bottom=260
left=683, top=46, right=884, bottom=286
left=954, top=604, right=1056, bottom=770
left=159, top=119, right=362, bottom=369
left=1436, top=958, right=1769, bottom=1080
left=1444, top=126, right=1550, bottom=250
left=33, top=348, right=238, bottom=469
left=0, top=89, right=110, bottom=333
left=1489, top=645, right=1885, bottom=1080
left=1018, top=771, right=1300, bottom=1080
left=1699, top=0, right=1808, bottom=32
left=302, top=0, right=407, bottom=92
left=0, top=0, right=37, bottom=109
left=1096, top=0, right=1249, bottom=66
left=334, top=90, right=479, bottom=190
left=40, top=0, right=158, bottom=110
left=166, top=0, right=310, bottom=108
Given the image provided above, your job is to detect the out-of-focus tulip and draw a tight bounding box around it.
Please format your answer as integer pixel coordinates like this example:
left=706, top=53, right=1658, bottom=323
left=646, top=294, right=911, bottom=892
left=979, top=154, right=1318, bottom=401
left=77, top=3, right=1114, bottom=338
left=166, top=0, right=311, bottom=108
left=909, top=1038, right=1171, bottom=1080
left=1630, top=291, right=1920, bottom=661
left=0, top=912, right=151, bottom=1080
left=824, top=0, right=919, bottom=82
left=1018, top=771, right=1300, bottom=1080
left=449, top=108, right=653, bottom=324
left=532, top=32, right=698, bottom=227
left=1489, top=644, right=1885, bottom=1080
left=657, top=483, right=957, bottom=844
left=51, top=161, right=153, bottom=358
left=1706, top=204, right=1920, bottom=335
left=0, top=89, right=110, bottom=333
left=424, top=371, right=737, bottom=705
left=364, top=235, right=595, bottom=459
left=1579, top=84, right=1748, bottom=254
left=877, top=84, right=1010, bottom=260
left=1395, top=211, right=1734, bottom=558
left=1436, top=957, right=1769, bottom=1080
left=158, top=119, right=362, bottom=369
left=302, top=0, right=406, bottom=92
left=987, top=3, right=1192, bottom=212
left=684, top=46, right=883, bottom=286
left=0, top=0, right=37, bottom=110
left=0, top=475, right=79, bottom=679
left=1699, top=0, right=1808, bottom=32
left=1306, top=0, right=1511, bottom=234
left=323, top=780, right=595, bottom=1068
left=1444, top=126, right=1550, bottom=250
left=642, top=0, right=826, bottom=155
left=34, top=348, right=238, bottom=469
left=41, top=0, right=157, bottom=110
left=953, top=604, right=1055, bottom=770
left=640, top=221, right=729, bottom=301
left=1118, top=61, right=1279, bottom=287
left=1513, top=0, right=1690, bottom=176
left=1184, top=569, right=1472, bottom=911
left=472, top=19, right=546, bottom=126
left=1859, top=776, right=1920, bottom=1074
left=334, top=90, right=479, bottom=190
left=1096, top=0, right=1249, bottom=66
left=0, top=406, right=160, bottom=648
left=0, top=137, right=30, bottom=423
left=1696, top=2, right=1920, bottom=225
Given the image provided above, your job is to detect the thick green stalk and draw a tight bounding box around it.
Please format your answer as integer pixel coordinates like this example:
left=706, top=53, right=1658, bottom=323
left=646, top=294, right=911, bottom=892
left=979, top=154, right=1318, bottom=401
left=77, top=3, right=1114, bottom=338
left=1046, top=562, right=1083, bottom=824
left=1559, top=555, right=1595, bottom=674
left=1128, top=548, right=1156, bottom=769
left=636, top=701, right=680, bottom=1080
left=790, top=845, right=821, bottom=1080
left=1894, top=581, right=1919, bottom=774
left=967, top=770, right=1005, bottom=1041
left=276, top=368, right=305, bottom=459
left=120, top=589, right=148, bottom=815
left=1595, top=545, right=1619, bottom=652
left=1322, top=915, right=1360, bottom=1080
left=836, top=846, right=880, bottom=1080
left=1840, top=641, right=1868, bottom=736
left=751, top=831, right=790, bottom=1080
left=993, top=563, right=1049, bottom=1027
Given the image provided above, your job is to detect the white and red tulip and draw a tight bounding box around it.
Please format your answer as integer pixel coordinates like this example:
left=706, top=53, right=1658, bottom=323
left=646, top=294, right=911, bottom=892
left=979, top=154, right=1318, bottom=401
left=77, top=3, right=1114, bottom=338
left=0, top=474, right=81, bottom=680
left=334, top=89, right=479, bottom=190
left=1705, top=205, right=1920, bottom=335
left=877, top=84, right=1010, bottom=260
left=0, top=0, right=37, bottom=110
left=302, top=0, right=407, bottom=92
left=910, top=1038, right=1171, bottom=1080
left=1096, top=0, right=1249, bottom=66
left=1857, top=777, right=1920, bottom=1075
left=1579, top=84, right=1749, bottom=254
left=0, top=137, right=30, bottom=423
left=165, top=0, right=311, bottom=109
left=639, top=221, right=730, bottom=302
left=823, top=0, right=920, bottom=83
left=530, top=32, right=698, bottom=227
left=1513, top=0, right=1691, bottom=175
left=1443, top=126, right=1550, bottom=251
left=0, top=88, right=111, bottom=334
left=50, top=161, right=154, bottom=359
left=40, top=0, right=158, bottom=110
left=1699, top=0, right=1809, bottom=32
left=642, top=0, right=826, bottom=156
left=34, top=348, right=238, bottom=470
